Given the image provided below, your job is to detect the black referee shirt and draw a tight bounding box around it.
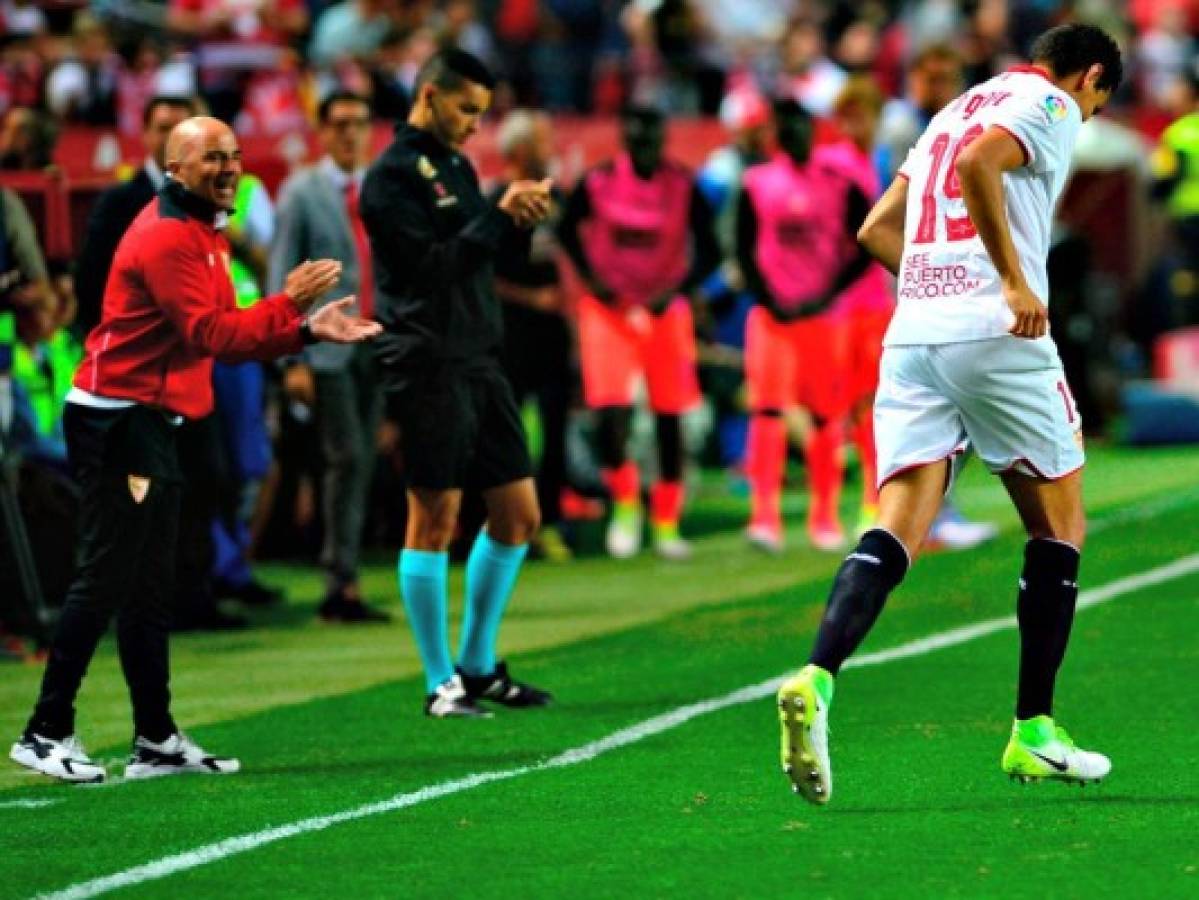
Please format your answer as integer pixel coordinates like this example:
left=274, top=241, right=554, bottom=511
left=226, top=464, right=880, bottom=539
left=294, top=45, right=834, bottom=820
left=361, top=124, right=517, bottom=390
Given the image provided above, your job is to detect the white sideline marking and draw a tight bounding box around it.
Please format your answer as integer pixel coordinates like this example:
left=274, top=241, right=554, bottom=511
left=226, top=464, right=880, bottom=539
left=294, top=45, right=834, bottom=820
left=38, top=553, right=1199, bottom=900
left=0, top=799, right=61, bottom=810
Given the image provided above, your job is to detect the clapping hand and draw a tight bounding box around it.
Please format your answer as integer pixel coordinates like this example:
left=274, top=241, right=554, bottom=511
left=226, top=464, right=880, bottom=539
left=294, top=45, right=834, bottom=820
left=498, top=178, right=553, bottom=229
left=284, top=259, right=343, bottom=312
left=307, top=296, right=383, bottom=344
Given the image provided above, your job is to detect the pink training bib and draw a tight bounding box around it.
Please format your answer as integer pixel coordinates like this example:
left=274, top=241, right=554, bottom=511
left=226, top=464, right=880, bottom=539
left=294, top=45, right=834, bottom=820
left=743, top=153, right=856, bottom=315
left=581, top=154, right=693, bottom=308
left=814, top=141, right=894, bottom=318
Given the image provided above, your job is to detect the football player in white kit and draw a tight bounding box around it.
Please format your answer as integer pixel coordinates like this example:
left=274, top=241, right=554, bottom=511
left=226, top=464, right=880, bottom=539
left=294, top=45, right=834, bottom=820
left=776, top=23, right=1123, bottom=804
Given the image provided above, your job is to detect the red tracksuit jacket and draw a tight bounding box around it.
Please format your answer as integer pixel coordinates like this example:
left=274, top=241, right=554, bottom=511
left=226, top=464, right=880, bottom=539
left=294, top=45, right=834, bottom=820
left=74, top=179, right=304, bottom=418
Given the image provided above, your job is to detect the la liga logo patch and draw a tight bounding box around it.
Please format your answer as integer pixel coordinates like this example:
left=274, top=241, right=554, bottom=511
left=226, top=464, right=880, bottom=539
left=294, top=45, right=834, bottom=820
left=1042, top=94, right=1068, bottom=124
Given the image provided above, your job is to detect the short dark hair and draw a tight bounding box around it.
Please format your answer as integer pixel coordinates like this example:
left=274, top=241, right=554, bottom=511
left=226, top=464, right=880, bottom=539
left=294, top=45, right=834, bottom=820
left=142, top=95, right=195, bottom=128
left=619, top=104, right=664, bottom=128
left=415, top=49, right=496, bottom=96
left=1031, top=23, right=1123, bottom=93
left=319, top=90, right=370, bottom=124
left=772, top=98, right=811, bottom=122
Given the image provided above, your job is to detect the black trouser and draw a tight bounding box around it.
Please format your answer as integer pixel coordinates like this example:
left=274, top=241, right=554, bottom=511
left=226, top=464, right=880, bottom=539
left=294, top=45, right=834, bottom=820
left=26, top=404, right=181, bottom=742
left=501, top=303, right=572, bottom=524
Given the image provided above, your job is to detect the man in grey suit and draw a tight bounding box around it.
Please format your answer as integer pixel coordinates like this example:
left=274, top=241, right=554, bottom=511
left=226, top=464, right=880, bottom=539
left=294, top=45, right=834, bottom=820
left=270, top=91, right=389, bottom=623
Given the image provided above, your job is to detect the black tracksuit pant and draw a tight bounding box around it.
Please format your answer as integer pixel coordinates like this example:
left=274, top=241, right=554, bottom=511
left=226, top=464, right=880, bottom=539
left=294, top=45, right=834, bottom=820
left=26, top=403, right=181, bottom=742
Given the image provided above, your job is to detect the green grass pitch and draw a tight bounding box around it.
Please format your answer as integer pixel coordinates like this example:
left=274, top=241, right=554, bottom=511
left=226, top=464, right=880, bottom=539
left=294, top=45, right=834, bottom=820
left=2, top=444, right=1197, bottom=899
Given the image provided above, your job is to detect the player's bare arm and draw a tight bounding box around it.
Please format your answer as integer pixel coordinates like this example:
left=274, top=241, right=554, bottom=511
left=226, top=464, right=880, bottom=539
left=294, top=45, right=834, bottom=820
left=857, top=176, right=908, bottom=276
left=954, top=128, right=1047, bottom=338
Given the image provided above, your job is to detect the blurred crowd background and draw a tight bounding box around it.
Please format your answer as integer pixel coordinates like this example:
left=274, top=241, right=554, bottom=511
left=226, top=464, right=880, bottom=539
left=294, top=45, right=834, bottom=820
left=4, top=0, right=1199, bottom=647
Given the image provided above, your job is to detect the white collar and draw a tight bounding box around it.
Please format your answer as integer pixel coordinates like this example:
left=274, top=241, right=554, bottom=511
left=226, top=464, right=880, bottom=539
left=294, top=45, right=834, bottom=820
left=144, top=158, right=166, bottom=191
left=320, top=156, right=363, bottom=191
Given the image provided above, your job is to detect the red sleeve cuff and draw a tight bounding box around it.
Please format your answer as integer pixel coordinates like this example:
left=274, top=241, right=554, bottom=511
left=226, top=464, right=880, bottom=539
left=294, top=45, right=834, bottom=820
left=273, top=292, right=303, bottom=319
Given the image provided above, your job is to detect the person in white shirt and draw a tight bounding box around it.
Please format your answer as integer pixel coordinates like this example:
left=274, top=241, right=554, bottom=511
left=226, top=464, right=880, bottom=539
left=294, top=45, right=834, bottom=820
left=775, top=23, right=1124, bottom=805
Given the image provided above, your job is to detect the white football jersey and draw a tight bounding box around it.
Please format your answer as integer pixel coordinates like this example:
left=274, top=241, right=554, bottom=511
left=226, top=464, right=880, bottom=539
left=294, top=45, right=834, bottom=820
left=884, top=68, right=1082, bottom=346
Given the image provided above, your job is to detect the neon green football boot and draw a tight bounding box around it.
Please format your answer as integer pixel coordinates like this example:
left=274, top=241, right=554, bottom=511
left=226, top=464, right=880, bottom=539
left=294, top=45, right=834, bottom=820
left=1001, top=715, right=1111, bottom=785
left=777, top=664, right=834, bottom=804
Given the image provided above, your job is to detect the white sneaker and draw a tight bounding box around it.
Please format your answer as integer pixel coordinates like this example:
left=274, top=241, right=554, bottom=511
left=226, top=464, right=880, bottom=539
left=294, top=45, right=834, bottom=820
left=605, top=509, right=643, bottom=558
left=425, top=674, right=492, bottom=718
left=124, top=732, right=240, bottom=779
left=10, top=733, right=106, bottom=783
left=746, top=523, right=784, bottom=554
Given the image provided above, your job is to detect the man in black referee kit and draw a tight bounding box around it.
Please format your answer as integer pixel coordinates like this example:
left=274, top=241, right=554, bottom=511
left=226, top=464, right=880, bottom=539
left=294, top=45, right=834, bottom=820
left=361, top=49, right=554, bottom=717
left=9, top=116, right=381, bottom=783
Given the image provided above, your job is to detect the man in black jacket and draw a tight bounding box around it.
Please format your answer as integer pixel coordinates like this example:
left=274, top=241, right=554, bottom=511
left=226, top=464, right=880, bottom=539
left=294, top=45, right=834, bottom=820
left=361, top=49, right=553, bottom=718
left=74, top=96, right=196, bottom=336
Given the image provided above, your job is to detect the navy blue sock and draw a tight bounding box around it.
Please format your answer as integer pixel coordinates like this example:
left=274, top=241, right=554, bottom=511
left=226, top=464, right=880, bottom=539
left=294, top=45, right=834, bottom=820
left=809, top=528, right=910, bottom=674
left=1015, top=538, right=1081, bottom=720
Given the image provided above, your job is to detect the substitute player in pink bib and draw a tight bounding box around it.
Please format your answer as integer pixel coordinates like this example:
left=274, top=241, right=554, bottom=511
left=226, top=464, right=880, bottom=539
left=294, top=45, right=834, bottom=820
left=816, top=77, right=895, bottom=536
left=776, top=24, right=1123, bottom=805
left=737, top=99, right=873, bottom=553
left=558, top=106, right=720, bottom=560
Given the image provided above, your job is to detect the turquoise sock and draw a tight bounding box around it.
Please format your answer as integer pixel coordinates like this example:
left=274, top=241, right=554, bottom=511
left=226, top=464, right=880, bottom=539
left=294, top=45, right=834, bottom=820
left=398, top=549, right=452, bottom=693
left=458, top=532, right=528, bottom=677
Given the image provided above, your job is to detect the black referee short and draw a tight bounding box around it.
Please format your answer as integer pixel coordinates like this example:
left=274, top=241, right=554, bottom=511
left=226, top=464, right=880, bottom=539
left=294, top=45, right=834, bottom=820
left=389, top=364, right=532, bottom=492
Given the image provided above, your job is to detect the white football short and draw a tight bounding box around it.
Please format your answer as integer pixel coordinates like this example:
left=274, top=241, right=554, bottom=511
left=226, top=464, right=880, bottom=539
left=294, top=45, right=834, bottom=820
left=874, top=336, right=1084, bottom=489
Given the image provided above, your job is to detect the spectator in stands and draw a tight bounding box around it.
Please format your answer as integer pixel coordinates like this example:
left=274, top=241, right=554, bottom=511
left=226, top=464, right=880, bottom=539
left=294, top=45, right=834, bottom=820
left=531, top=0, right=606, bottom=112
left=491, top=0, right=540, bottom=104
left=232, top=49, right=311, bottom=137
left=876, top=42, right=962, bottom=181
left=558, top=105, right=721, bottom=561
left=776, top=18, right=848, bottom=118
left=74, top=96, right=197, bottom=336
left=166, top=0, right=309, bottom=122
left=622, top=0, right=723, bottom=114
left=0, top=1, right=46, bottom=38
left=491, top=110, right=574, bottom=561
left=369, top=26, right=435, bottom=121
left=0, top=106, right=56, bottom=170
left=1150, top=62, right=1199, bottom=325
left=0, top=188, right=51, bottom=311
left=114, top=38, right=198, bottom=137
left=438, top=0, right=500, bottom=74
left=1131, top=5, right=1189, bottom=103
left=44, top=13, right=120, bottom=126
left=0, top=274, right=80, bottom=466
left=1153, top=64, right=1199, bottom=217
left=0, top=34, right=44, bottom=118
left=271, top=90, right=390, bottom=623
left=1, top=190, right=69, bottom=639
left=688, top=0, right=798, bottom=89
left=311, top=0, right=399, bottom=68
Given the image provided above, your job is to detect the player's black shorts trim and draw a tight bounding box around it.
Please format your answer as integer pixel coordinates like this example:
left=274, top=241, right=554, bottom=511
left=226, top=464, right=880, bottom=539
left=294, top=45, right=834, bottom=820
left=388, top=364, right=532, bottom=491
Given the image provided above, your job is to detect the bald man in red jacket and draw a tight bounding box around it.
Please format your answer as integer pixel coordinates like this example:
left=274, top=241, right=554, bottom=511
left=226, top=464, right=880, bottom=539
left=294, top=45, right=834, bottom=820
left=10, top=117, right=380, bottom=784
